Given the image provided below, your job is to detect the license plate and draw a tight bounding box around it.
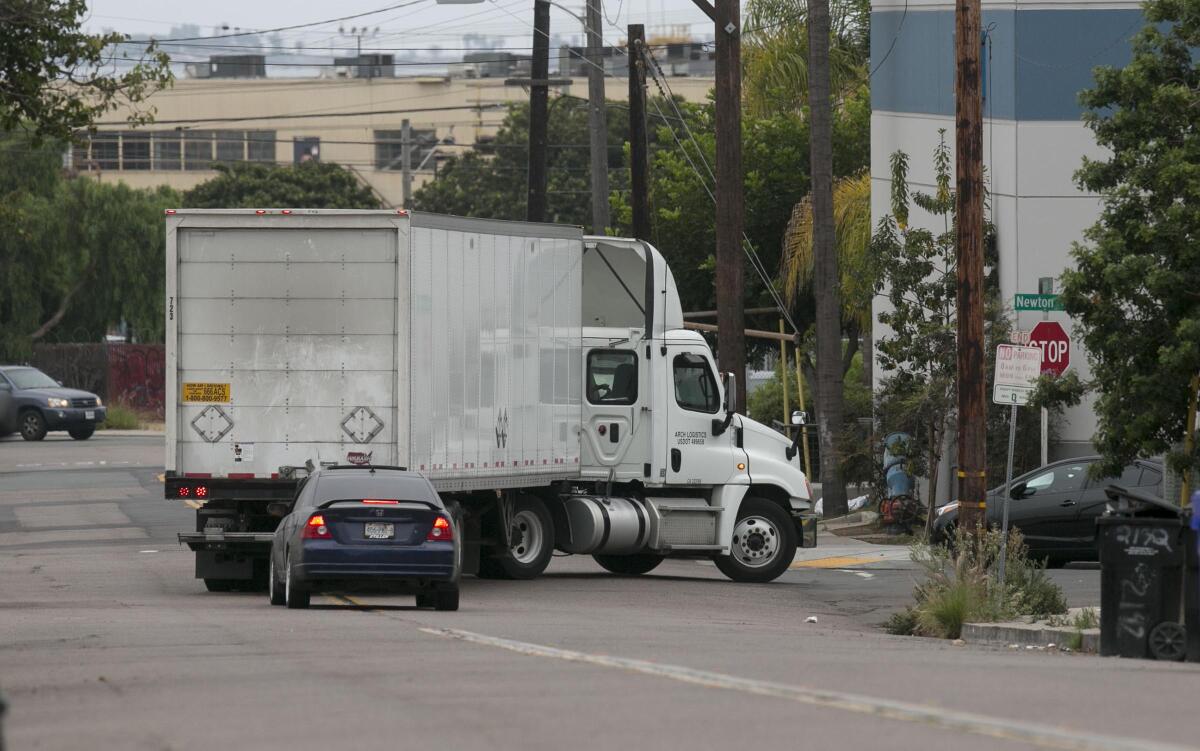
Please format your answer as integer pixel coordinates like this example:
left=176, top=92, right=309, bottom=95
left=85, top=411, right=95, bottom=420
left=364, top=522, right=394, bottom=540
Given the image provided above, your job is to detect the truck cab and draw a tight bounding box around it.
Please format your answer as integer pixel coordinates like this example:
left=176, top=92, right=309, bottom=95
left=572, top=237, right=816, bottom=581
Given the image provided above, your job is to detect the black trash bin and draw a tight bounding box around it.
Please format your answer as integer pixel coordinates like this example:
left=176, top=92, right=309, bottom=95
left=1097, top=485, right=1189, bottom=661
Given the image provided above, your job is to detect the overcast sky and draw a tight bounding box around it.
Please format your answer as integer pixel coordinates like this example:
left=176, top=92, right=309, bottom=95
left=84, top=0, right=723, bottom=50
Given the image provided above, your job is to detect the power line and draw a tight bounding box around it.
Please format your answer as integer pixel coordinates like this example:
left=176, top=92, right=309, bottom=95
left=126, top=0, right=432, bottom=43
left=94, top=103, right=508, bottom=127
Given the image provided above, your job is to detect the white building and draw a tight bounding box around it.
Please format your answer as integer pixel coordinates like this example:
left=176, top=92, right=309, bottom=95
left=870, top=0, right=1144, bottom=479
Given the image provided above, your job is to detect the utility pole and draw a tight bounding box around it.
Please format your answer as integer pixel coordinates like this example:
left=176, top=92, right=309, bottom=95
left=400, top=118, right=413, bottom=208
left=527, top=0, right=551, bottom=223
left=627, top=24, right=650, bottom=240
left=954, top=0, right=987, bottom=531
left=713, top=0, right=746, bottom=412
left=585, top=0, right=610, bottom=234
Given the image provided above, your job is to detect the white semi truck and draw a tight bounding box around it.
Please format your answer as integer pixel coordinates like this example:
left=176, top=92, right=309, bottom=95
left=165, top=209, right=817, bottom=589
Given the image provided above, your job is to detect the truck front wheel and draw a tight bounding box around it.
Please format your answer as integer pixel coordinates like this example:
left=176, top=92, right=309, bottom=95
left=478, top=496, right=554, bottom=580
left=714, top=497, right=797, bottom=583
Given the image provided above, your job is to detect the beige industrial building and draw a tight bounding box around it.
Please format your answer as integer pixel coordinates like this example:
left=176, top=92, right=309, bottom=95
left=78, top=70, right=714, bottom=207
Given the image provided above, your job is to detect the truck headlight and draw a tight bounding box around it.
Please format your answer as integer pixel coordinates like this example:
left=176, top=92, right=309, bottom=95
left=47, top=397, right=69, bottom=408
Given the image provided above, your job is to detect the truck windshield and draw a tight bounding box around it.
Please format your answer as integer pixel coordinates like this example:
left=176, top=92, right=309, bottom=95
left=6, top=368, right=59, bottom=390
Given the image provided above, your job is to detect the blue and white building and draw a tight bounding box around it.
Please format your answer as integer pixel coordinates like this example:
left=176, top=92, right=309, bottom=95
left=870, top=0, right=1145, bottom=470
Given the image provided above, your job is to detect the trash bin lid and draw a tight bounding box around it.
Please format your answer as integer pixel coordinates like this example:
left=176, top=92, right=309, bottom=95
left=1103, top=483, right=1185, bottom=519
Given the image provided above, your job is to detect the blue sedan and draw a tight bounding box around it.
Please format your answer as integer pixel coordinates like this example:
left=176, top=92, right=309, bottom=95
left=268, top=466, right=460, bottom=610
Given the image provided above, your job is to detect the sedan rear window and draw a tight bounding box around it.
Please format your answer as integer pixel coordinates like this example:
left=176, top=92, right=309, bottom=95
left=314, top=474, right=439, bottom=506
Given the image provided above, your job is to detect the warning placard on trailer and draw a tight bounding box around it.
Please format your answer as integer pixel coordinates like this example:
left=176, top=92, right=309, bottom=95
left=182, top=383, right=231, bottom=403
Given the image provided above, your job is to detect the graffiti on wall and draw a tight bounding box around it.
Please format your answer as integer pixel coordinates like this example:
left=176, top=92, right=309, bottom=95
left=107, top=345, right=165, bottom=416
left=32, top=343, right=165, bottom=417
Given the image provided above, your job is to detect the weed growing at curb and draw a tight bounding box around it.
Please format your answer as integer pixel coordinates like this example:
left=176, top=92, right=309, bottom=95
left=886, top=526, right=1068, bottom=639
left=100, top=403, right=142, bottom=430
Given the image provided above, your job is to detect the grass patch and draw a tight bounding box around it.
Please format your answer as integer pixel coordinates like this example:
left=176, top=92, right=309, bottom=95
left=100, top=403, right=142, bottom=430
left=897, top=526, right=1068, bottom=639
left=1073, top=607, right=1099, bottom=630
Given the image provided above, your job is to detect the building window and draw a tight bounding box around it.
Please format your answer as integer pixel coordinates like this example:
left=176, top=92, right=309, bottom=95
left=91, top=133, right=119, bottom=170
left=154, top=134, right=181, bottom=171
left=374, top=128, right=437, bottom=171
left=247, top=130, right=275, bottom=162
left=184, top=131, right=214, bottom=170
left=122, top=132, right=150, bottom=170
left=215, top=131, right=245, bottom=163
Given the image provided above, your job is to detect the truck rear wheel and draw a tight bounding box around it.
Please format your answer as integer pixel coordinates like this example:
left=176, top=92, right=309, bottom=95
left=714, top=497, right=797, bottom=583
left=593, top=553, right=664, bottom=576
left=478, top=496, right=554, bottom=580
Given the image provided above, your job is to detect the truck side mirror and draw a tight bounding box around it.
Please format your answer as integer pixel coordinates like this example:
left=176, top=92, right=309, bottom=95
left=791, top=410, right=806, bottom=426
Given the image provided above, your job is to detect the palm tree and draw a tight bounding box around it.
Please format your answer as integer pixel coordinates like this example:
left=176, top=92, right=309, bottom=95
left=743, top=0, right=868, bottom=117
left=780, top=170, right=873, bottom=386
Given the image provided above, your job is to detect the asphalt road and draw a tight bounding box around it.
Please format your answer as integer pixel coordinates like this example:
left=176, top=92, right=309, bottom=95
left=1, top=435, right=1196, bottom=751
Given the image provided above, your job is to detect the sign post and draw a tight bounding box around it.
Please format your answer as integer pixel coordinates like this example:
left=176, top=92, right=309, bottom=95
left=993, top=344, right=1043, bottom=586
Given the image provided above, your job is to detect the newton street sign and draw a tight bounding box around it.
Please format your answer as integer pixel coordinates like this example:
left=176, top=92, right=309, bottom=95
left=1014, top=293, right=1063, bottom=311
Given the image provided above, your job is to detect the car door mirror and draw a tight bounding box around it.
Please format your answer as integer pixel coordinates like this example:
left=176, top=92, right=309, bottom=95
left=266, top=501, right=292, bottom=518
left=1010, top=482, right=1030, bottom=499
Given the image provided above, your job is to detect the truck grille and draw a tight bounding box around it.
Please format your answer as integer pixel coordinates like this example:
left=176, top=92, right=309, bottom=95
left=71, top=397, right=97, bottom=408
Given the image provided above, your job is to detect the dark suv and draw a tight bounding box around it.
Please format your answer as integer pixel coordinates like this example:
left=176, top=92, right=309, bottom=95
left=0, top=366, right=107, bottom=441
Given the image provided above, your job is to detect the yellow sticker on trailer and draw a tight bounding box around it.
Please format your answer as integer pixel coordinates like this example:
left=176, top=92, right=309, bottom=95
left=182, top=383, right=231, bottom=403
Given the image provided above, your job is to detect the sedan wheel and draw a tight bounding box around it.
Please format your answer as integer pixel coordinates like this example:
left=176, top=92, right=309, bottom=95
left=268, top=556, right=286, bottom=606
left=284, top=553, right=310, bottom=609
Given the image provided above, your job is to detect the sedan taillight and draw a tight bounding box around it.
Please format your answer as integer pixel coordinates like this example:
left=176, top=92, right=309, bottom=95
left=303, top=514, right=332, bottom=540
left=426, top=515, right=453, bottom=542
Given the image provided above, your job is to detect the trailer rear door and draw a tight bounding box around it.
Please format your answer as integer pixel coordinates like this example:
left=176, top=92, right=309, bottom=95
left=171, top=218, right=403, bottom=477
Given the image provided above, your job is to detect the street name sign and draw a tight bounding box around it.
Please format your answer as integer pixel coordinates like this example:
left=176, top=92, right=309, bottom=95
left=1029, top=321, right=1071, bottom=376
left=1015, top=293, right=1063, bottom=311
left=993, top=344, right=1043, bottom=406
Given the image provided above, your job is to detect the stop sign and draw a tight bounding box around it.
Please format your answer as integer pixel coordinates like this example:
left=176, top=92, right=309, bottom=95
left=1029, top=321, right=1070, bottom=376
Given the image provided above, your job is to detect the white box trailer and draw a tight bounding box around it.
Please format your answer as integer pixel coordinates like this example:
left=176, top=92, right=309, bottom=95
left=166, top=209, right=817, bottom=590
left=167, top=210, right=583, bottom=489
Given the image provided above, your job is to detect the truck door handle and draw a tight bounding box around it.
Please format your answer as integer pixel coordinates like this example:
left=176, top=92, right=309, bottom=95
left=1059, top=500, right=1076, bottom=507
left=671, top=448, right=681, bottom=472
left=609, top=423, right=620, bottom=443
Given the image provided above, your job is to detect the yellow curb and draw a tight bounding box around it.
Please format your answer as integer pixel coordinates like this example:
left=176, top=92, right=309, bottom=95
left=790, top=554, right=881, bottom=569
left=156, top=473, right=165, bottom=483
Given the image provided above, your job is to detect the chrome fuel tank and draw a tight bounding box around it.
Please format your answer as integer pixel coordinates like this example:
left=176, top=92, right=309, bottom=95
left=558, top=495, right=650, bottom=555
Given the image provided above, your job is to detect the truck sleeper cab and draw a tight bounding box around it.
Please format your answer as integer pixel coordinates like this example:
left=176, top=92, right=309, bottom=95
left=165, top=211, right=816, bottom=590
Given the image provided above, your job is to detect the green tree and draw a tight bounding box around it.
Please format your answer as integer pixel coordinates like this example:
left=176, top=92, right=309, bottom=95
left=414, top=97, right=633, bottom=227
left=183, top=161, right=381, bottom=209
left=2, top=1, right=171, bottom=141
left=780, top=169, right=873, bottom=383
left=1052, top=0, right=1200, bottom=478
left=873, top=134, right=1041, bottom=526
left=0, top=131, right=178, bottom=358
left=743, top=0, right=869, bottom=117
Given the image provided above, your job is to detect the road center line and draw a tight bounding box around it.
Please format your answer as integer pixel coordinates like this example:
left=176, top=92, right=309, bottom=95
left=419, top=627, right=1185, bottom=751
